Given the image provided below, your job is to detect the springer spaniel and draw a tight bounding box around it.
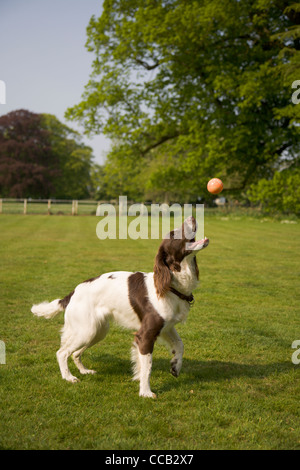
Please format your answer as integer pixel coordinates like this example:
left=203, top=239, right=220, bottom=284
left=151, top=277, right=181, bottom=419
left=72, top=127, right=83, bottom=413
left=31, top=215, right=209, bottom=398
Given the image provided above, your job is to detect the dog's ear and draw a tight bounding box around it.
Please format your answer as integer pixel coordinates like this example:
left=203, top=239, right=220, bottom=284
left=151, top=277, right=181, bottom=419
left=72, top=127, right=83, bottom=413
left=194, top=256, right=199, bottom=280
left=154, top=245, right=171, bottom=298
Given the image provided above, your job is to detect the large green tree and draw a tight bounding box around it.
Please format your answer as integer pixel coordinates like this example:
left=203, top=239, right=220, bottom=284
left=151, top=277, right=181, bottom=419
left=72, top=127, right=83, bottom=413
left=42, top=114, right=96, bottom=199
left=66, top=0, right=300, bottom=202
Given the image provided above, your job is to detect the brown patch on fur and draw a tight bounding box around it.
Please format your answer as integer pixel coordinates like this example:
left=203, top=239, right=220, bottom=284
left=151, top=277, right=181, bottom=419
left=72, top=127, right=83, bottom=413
left=194, top=256, right=199, bottom=280
left=59, top=290, right=74, bottom=309
left=153, top=245, right=172, bottom=298
left=59, top=274, right=102, bottom=310
left=128, top=272, right=164, bottom=354
left=135, top=314, right=165, bottom=355
left=83, top=275, right=101, bottom=283
left=108, top=274, right=115, bottom=279
left=128, top=272, right=148, bottom=322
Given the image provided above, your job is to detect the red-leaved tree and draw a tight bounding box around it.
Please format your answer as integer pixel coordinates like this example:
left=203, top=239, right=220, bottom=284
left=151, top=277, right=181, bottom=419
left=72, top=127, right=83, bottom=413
left=0, top=110, right=59, bottom=198
left=0, top=109, right=96, bottom=199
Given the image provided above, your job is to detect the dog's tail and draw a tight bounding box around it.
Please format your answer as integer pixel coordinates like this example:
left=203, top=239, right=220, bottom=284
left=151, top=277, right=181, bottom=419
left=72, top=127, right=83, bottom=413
left=31, top=291, right=74, bottom=319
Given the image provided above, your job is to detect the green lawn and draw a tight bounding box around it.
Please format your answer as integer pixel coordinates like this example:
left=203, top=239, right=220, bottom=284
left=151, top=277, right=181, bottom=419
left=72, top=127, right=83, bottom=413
left=0, top=213, right=300, bottom=450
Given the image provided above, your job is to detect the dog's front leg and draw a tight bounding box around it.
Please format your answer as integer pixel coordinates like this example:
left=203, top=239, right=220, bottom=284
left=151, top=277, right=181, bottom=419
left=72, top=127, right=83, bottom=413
left=134, top=314, right=164, bottom=398
left=138, top=350, right=156, bottom=398
left=160, top=327, right=184, bottom=377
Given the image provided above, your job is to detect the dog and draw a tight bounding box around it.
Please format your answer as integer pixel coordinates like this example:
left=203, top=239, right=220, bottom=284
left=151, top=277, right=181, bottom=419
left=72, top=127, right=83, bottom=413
left=31, top=215, right=209, bottom=398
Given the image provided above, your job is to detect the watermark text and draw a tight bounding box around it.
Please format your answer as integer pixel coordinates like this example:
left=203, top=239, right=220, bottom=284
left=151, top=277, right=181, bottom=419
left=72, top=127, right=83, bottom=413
left=0, top=340, right=6, bottom=364
left=96, top=196, right=204, bottom=242
left=291, top=340, right=300, bottom=364
left=0, top=80, right=6, bottom=104
left=292, top=80, right=300, bottom=105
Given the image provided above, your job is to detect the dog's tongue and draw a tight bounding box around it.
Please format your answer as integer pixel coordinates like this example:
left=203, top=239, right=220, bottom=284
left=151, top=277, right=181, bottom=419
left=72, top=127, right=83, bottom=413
left=188, top=237, right=209, bottom=249
left=195, top=237, right=209, bottom=245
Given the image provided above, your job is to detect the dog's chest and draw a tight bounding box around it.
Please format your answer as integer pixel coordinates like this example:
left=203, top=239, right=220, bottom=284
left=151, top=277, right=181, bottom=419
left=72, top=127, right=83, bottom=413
left=174, top=301, right=190, bottom=324
left=171, top=258, right=199, bottom=295
left=162, top=295, right=190, bottom=325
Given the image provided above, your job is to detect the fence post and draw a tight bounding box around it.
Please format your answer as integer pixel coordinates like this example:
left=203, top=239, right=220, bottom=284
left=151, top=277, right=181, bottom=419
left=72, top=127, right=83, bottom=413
left=0, top=199, right=2, bottom=214
left=48, top=199, right=51, bottom=215
left=24, top=198, right=27, bottom=215
left=72, top=200, right=78, bottom=215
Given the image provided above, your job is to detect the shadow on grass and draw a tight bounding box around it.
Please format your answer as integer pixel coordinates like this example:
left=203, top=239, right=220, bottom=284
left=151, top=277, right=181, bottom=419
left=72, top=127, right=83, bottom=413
left=90, top=353, right=294, bottom=388
left=156, top=358, right=295, bottom=393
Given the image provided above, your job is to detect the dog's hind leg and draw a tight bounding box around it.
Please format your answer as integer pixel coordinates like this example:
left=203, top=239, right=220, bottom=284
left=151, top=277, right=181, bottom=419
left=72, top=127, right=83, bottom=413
left=72, top=319, right=110, bottom=376
left=56, top=324, right=90, bottom=383
left=72, top=346, right=97, bottom=375
left=56, top=345, right=80, bottom=383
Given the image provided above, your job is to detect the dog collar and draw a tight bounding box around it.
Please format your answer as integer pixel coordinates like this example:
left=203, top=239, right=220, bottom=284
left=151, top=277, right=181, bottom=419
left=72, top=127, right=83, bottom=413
left=169, top=287, right=195, bottom=305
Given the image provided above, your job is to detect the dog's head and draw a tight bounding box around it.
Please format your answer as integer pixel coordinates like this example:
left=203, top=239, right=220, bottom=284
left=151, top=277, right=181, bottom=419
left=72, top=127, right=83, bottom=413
left=153, top=216, right=209, bottom=297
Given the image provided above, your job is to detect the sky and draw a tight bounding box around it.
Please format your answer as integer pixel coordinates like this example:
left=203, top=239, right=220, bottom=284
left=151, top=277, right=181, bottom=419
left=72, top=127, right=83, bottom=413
left=0, top=0, right=110, bottom=164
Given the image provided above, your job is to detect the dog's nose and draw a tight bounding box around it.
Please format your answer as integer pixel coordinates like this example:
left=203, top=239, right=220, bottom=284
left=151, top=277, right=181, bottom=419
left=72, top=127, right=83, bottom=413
left=185, top=215, right=195, bottom=224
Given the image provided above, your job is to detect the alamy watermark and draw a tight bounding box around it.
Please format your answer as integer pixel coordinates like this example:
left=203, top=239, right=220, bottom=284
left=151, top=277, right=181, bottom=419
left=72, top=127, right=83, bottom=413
left=95, top=196, right=204, bottom=243
left=291, top=340, right=300, bottom=365
left=0, top=341, right=5, bottom=364
left=291, top=80, right=300, bottom=105
left=0, top=80, right=6, bottom=104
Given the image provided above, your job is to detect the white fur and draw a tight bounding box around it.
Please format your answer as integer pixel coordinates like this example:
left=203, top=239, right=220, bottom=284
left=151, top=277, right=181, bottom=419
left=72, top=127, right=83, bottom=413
left=31, top=299, right=62, bottom=319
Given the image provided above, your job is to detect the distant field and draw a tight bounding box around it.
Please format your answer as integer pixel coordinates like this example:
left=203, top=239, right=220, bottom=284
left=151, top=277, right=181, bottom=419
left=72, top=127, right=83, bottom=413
left=0, top=213, right=300, bottom=450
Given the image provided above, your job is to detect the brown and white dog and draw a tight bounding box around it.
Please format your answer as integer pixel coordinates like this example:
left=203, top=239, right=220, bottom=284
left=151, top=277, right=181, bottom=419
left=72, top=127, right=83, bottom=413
left=31, top=215, right=209, bottom=398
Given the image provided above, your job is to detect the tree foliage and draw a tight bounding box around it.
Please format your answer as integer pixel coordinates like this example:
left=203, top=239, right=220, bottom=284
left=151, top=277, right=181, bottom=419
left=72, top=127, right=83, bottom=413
left=66, top=0, right=300, bottom=203
left=0, top=110, right=96, bottom=199
left=0, top=110, right=57, bottom=198
left=248, top=167, right=300, bottom=214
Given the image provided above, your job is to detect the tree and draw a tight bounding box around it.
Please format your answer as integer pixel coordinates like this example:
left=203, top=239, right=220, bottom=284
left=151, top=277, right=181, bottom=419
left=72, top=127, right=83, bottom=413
left=42, top=114, right=94, bottom=199
left=66, top=0, right=300, bottom=202
left=0, top=110, right=58, bottom=197
left=0, top=110, right=95, bottom=199
left=248, top=168, right=300, bottom=214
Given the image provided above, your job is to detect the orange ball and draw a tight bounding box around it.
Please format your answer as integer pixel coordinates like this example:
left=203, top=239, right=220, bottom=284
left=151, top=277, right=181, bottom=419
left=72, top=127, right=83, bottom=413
left=207, top=178, right=223, bottom=194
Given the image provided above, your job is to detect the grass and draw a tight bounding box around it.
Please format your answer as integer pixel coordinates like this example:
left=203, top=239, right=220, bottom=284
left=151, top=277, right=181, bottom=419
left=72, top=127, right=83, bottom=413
left=0, top=213, right=300, bottom=450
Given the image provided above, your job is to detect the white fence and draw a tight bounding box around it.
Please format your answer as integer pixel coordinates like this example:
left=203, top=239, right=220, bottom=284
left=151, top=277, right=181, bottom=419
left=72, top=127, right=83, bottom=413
left=0, top=198, right=106, bottom=215
left=0, top=198, right=207, bottom=217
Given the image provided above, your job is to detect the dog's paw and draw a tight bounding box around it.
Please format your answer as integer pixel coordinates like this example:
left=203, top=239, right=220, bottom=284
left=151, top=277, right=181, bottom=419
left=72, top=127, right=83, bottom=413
left=81, top=369, right=97, bottom=375
left=170, top=358, right=181, bottom=377
left=65, top=375, right=80, bottom=383
left=139, top=390, right=157, bottom=398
